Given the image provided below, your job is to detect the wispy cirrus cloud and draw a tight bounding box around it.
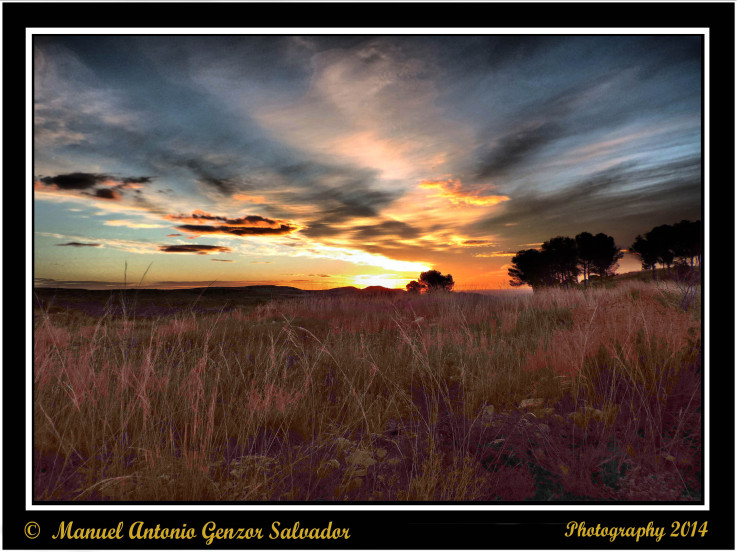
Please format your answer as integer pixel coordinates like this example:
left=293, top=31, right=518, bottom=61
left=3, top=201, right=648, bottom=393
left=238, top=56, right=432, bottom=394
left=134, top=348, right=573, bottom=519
left=253, top=38, right=473, bottom=181
left=37, top=232, right=161, bottom=255
left=56, top=241, right=101, bottom=247
left=105, top=219, right=167, bottom=229
left=473, top=251, right=517, bottom=258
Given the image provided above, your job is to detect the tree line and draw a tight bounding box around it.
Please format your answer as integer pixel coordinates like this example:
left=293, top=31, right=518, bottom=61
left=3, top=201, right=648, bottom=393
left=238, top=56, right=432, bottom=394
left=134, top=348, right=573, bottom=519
left=508, top=220, right=701, bottom=290
left=508, top=232, right=623, bottom=290
left=630, top=220, right=701, bottom=275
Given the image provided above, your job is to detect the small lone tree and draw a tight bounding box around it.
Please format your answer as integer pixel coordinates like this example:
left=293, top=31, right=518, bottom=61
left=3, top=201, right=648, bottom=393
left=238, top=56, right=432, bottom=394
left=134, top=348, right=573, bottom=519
left=406, top=280, right=423, bottom=294
left=418, top=270, right=454, bottom=293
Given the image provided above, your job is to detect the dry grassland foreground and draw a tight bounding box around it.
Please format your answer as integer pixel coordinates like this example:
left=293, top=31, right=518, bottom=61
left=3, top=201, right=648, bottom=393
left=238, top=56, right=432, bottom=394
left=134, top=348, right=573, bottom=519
left=33, top=281, right=702, bottom=502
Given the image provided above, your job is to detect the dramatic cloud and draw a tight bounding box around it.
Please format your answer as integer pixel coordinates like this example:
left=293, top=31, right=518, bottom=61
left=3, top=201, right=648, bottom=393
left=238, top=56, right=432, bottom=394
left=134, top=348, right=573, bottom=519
left=33, top=35, right=702, bottom=289
left=38, top=172, right=153, bottom=190
left=39, top=172, right=109, bottom=190
left=419, top=179, right=510, bottom=207
left=473, top=122, right=565, bottom=181
left=168, top=210, right=301, bottom=237
left=56, top=241, right=101, bottom=247
left=36, top=172, right=156, bottom=207
left=470, top=157, right=701, bottom=246
left=166, top=211, right=282, bottom=226
left=175, top=224, right=298, bottom=237
left=348, top=220, right=421, bottom=241
left=159, top=245, right=233, bottom=254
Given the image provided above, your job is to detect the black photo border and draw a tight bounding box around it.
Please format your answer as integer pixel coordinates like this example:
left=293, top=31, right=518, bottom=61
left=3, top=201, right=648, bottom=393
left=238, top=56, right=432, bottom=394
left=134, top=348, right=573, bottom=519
left=5, top=2, right=734, bottom=549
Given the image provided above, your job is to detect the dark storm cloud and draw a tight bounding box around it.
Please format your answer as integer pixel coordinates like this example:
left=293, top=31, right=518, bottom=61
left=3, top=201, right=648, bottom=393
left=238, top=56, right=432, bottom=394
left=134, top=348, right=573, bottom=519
left=159, top=245, right=232, bottom=254
left=56, top=241, right=101, bottom=247
left=175, top=224, right=297, bottom=237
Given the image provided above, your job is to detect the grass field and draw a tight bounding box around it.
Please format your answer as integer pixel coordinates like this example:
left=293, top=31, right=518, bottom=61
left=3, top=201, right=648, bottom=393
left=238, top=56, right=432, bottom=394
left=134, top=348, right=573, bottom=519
left=33, top=280, right=702, bottom=501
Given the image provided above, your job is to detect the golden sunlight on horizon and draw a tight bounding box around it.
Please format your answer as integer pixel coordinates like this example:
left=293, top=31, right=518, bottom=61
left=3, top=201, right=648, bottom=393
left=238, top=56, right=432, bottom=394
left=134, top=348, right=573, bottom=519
left=351, top=273, right=413, bottom=289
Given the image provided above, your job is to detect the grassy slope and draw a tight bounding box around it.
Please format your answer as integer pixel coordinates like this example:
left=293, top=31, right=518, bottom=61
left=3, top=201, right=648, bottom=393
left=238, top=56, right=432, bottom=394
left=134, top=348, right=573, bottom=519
left=33, top=280, right=701, bottom=501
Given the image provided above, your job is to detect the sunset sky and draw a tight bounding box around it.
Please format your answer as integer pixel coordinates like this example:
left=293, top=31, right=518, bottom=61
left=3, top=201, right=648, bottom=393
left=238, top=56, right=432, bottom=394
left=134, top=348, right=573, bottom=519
left=33, top=34, right=702, bottom=290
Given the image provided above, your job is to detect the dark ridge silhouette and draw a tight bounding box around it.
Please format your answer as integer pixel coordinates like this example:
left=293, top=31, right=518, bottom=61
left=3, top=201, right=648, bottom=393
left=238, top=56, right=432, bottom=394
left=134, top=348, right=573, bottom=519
left=33, top=284, right=409, bottom=319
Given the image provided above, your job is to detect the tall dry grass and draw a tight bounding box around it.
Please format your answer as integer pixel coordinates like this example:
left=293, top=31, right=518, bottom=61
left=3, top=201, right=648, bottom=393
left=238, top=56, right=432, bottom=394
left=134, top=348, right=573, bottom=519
left=33, top=281, right=701, bottom=501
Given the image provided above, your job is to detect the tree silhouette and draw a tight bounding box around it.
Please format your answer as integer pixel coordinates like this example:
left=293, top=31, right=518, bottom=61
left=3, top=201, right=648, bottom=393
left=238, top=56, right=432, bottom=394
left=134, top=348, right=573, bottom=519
left=575, top=232, right=597, bottom=284
left=418, top=270, right=454, bottom=293
left=646, top=224, right=676, bottom=270
left=589, top=233, right=624, bottom=280
left=405, top=280, right=423, bottom=294
left=631, top=220, right=701, bottom=277
left=672, top=219, right=702, bottom=267
left=508, top=249, right=553, bottom=289
left=576, top=232, right=622, bottom=284
left=508, top=222, right=697, bottom=290
left=631, top=234, right=659, bottom=274
left=542, top=236, right=580, bottom=288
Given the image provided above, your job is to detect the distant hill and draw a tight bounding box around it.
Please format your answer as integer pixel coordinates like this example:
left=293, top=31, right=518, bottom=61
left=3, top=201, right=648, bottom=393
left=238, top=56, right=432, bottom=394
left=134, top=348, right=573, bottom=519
left=611, top=267, right=701, bottom=283
left=32, top=284, right=408, bottom=319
